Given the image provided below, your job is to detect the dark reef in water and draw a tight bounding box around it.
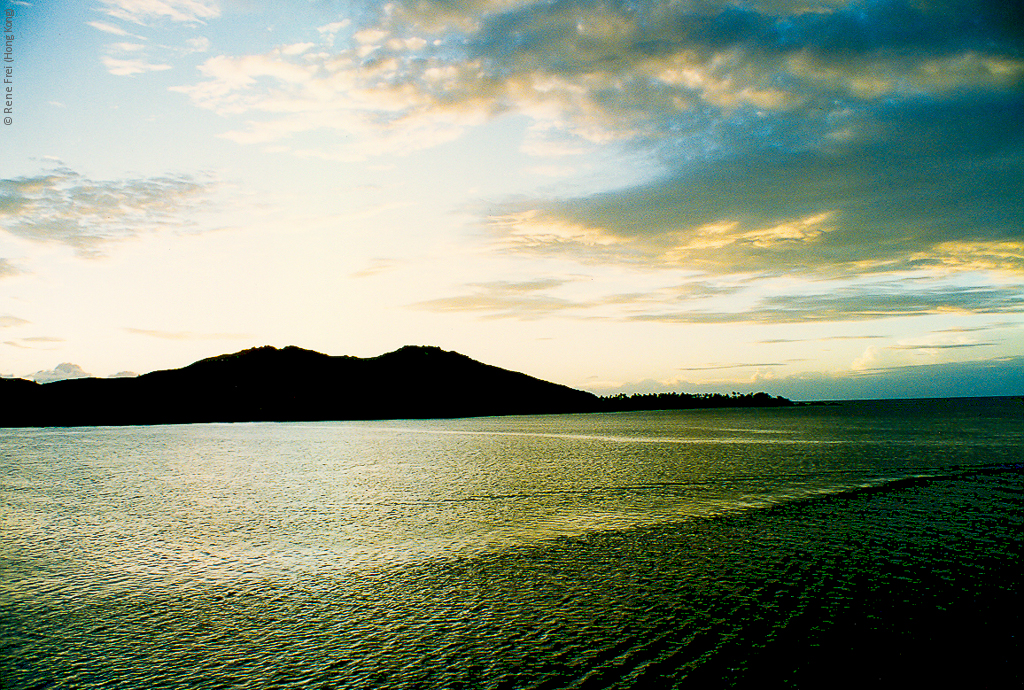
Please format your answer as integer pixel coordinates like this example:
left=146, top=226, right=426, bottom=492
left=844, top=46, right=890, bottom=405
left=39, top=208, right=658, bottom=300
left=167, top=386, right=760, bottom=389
left=1, top=345, right=791, bottom=427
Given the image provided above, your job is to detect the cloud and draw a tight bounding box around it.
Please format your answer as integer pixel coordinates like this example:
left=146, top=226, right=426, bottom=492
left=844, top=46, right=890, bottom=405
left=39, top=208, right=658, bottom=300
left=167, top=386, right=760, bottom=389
left=412, top=278, right=579, bottom=319
left=124, top=328, right=252, bottom=340
left=487, top=92, right=1024, bottom=278
left=28, top=363, right=93, bottom=384
left=626, top=283, right=1024, bottom=324
left=4, top=336, right=67, bottom=350
left=318, top=20, right=351, bottom=37
left=176, top=0, right=1023, bottom=157
left=411, top=276, right=741, bottom=321
left=87, top=20, right=135, bottom=36
left=678, top=362, right=789, bottom=371
left=97, top=21, right=212, bottom=76
left=98, top=0, right=220, bottom=25
left=102, top=56, right=174, bottom=75
left=412, top=277, right=1024, bottom=325
left=586, top=354, right=1024, bottom=400
left=0, top=259, right=25, bottom=279
left=0, top=315, right=30, bottom=328
left=819, top=335, right=888, bottom=341
left=0, top=167, right=215, bottom=257
left=757, top=335, right=887, bottom=343
left=932, top=322, right=1020, bottom=334
left=779, top=355, right=1024, bottom=400
left=185, top=36, right=211, bottom=53
left=350, top=257, right=403, bottom=278
left=170, top=0, right=1022, bottom=327
left=171, top=0, right=1023, bottom=331
left=890, top=342, right=995, bottom=351
left=109, top=42, right=146, bottom=52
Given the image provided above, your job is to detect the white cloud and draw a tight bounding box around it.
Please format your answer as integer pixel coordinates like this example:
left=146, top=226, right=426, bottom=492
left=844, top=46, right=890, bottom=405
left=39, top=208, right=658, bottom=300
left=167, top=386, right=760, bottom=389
left=102, top=56, right=173, bottom=76
left=87, top=20, right=134, bottom=36
left=29, top=363, right=93, bottom=384
left=109, top=42, right=147, bottom=52
left=280, top=42, right=314, bottom=56
left=0, top=167, right=216, bottom=257
left=318, top=20, right=351, bottom=35
left=98, top=0, right=220, bottom=25
left=185, top=36, right=211, bottom=53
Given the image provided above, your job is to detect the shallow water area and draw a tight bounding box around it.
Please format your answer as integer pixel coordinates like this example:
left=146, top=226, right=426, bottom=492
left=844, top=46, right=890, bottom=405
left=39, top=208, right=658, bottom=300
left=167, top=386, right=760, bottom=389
left=1, top=398, right=1020, bottom=688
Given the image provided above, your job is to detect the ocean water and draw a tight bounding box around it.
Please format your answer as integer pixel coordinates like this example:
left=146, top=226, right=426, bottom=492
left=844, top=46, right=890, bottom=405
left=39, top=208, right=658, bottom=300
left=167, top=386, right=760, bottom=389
left=1, top=398, right=1020, bottom=688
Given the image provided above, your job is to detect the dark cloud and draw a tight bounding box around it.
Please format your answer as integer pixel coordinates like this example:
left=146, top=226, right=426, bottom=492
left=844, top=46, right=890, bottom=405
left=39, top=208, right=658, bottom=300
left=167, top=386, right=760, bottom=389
left=0, top=167, right=215, bottom=257
left=678, top=361, right=788, bottom=370
left=442, top=0, right=1024, bottom=150
left=488, top=92, right=1024, bottom=278
left=889, top=342, right=995, bottom=350
left=187, top=0, right=1022, bottom=160
left=440, top=0, right=1024, bottom=314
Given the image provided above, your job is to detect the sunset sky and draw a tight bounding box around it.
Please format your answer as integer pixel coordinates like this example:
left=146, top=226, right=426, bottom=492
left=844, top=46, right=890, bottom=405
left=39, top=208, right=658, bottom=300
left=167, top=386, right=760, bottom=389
left=1, top=0, right=1021, bottom=400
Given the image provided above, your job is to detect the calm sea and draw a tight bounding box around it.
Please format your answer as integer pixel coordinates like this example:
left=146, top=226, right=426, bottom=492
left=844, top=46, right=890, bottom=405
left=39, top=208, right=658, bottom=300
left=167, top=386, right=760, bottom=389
left=1, top=398, right=1020, bottom=688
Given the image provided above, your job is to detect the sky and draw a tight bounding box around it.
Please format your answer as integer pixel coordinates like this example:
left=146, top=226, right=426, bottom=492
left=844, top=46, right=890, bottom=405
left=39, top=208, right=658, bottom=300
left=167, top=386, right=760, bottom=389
left=1, top=0, right=1022, bottom=400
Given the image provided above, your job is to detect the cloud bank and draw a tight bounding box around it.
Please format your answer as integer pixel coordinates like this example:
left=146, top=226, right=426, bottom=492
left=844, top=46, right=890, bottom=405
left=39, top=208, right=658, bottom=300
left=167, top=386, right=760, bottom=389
left=27, top=362, right=94, bottom=384
left=589, top=354, right=1024, bottom=400
left=0, top=167, right=215, bottom=258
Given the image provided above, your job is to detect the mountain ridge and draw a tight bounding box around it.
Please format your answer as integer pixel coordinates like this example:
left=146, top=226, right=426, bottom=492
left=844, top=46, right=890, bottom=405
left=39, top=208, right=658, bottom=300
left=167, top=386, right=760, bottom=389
left=1, top=345, right=603, bottom=427
left=2, top=345, right=793, bottom=428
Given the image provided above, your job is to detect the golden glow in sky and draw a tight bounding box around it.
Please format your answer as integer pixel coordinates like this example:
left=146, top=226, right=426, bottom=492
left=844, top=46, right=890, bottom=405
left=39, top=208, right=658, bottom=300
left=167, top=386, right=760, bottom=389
left=1, top=0, right=1022, bottom=399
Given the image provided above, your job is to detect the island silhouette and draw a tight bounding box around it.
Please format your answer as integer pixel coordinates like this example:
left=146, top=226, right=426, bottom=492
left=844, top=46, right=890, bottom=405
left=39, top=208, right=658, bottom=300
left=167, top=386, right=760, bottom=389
left=1, top=345, right=791, bottom=427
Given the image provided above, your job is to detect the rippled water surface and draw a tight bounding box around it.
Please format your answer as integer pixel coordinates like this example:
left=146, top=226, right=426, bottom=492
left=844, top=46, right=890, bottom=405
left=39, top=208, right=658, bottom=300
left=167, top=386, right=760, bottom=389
left=2, top=398, right=1020, bottom=688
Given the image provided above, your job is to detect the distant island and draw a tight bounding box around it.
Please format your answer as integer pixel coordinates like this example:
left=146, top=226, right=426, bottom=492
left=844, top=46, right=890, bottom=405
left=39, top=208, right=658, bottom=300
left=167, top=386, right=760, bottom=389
left=1, top=345, right=792, bottom=428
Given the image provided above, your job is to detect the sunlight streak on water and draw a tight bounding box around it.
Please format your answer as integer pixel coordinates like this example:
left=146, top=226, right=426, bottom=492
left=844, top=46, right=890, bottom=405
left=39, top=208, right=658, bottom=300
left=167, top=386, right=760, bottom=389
left=1, top=399, right=1020, bottom=688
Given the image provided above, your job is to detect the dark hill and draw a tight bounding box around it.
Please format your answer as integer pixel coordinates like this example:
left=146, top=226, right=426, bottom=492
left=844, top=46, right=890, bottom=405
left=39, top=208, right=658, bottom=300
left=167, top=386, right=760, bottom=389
left=1, top=345, right=603, bottom=427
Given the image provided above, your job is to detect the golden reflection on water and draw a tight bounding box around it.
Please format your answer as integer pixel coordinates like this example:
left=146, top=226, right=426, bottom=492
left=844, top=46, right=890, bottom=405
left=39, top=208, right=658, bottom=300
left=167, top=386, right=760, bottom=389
left=1, top=400, right=1019, bottom=595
